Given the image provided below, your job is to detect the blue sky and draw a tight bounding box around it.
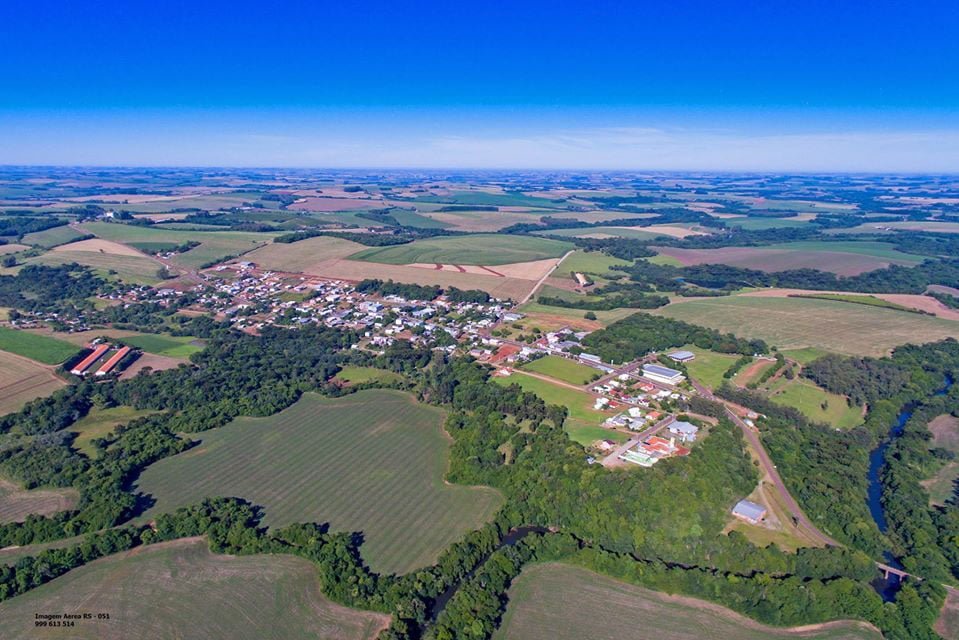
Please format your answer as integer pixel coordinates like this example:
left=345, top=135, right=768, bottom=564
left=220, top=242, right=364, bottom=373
left=1, top=0, right=957, bottom=170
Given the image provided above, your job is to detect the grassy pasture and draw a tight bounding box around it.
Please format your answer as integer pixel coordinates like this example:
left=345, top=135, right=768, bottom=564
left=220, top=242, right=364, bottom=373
left=764, top=377, right=863, bottom=429
left=555, top=250, right=630, bottom=280
left=136, top=390, right=502, bottom=574
left=653, top=297, right=959, bottom=357
left=494, top=372, right=624, bottom=446
left=679, top=346, right=741, bottom=390
left=70, top=406, right=158, bottom=457
left=242, top=235, right=367, bottom=272
left=537, top=226, right=670, bottom=240
left=26, top=249, right=165, bottom=285
left=387, top=208, right=452, bottom=228
left=349, top=234, right=573, bottom=266
left=494, top=563, right=880, bottom=640
left=21, top=225, right=87, bottom=247
left=412, top=190, right=564, bottom=209
left=334, top=365, right=404, bottom=385
left=121, top=333, right=202, bottom=358
left=81, top=222, right=273, bottom=268
left=518, top=300, right=640, bottom=327
left=0, top=350, right=66, bottom=416
left=0, top=327, right=78, bottom=364
left=922, top=414, right=959, bottom=506
left=0, top=538, right=389, bottom=640
left=520, top=355, right=600, bottom=385
left=0, top=478, right=79, bottom=524
left=725, top=216, right=814, bottom=230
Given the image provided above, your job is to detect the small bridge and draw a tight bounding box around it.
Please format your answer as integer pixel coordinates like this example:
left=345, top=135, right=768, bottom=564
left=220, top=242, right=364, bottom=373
left=876, top=563, right=912, bottom=581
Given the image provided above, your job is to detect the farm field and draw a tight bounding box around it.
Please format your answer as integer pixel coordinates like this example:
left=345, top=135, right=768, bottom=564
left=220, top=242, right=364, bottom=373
left=70, top=406, right=158, bottom=457
left=0, top=326, right=79, bottom=364
left=494, top=372, right=624, bottom=446
left=413, top=209, right=545, bottom=232
left=764, top=377, right=864, bottom=429
left=0, top=478, right=79, bottom=524
left=833, top=220, right=959, bottom=235
left=0, top=350, right=66, bottom=416
left=242, top=235, right=368, bottom=272
left=334, top=365, right=404, bottom=385
left=26, top=249, right=165, bottom=285
left=554, top=250, right=630, bottom=280
left=653, top=296, right=959, bottom=357
left=518, top=300, right=640, bottom=327
left=494, top=563, right=880, bottom=640
left=655, top=241, right=924, bottom=276
left=0, top=538, right=390, bottom=640
left=21, top=225, right=87, bottom=247
left=349, top=234, right=573, bottom=266
left=121, top=333, right=203, bottom=358
left=136, top=390, right=503, bottom=574
left=921, top=414, right=959, bottom=506
left=537, top=226, right=671, bottom=240
left=724, top=216, right=814, bottom=230
left=678, top=346, right=741, bottom=390
left=520, top=355, right=600, bottom=385
left=79, top=222, right=273, bottom=268
left=0, top=243, right=29, bottom=254
left=410, top=190, right=565, bottom=209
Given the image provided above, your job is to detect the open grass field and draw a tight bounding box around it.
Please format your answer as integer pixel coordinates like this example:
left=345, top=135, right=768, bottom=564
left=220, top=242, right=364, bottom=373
left=679, top=346, right=741, bottom=390
left=725, top=216, right=815, bottom=230
left=653, top=296, right=959, bottom=357
left=764, top=377, right=864, bottom=429
left=242, top=235, right=369, bottom=272
left=655, top=241, right=923, bottom=276
left=21, top=225, right=87, bottom=247
left=388, top=208, right=452, bottom=228
left=70, top=406, right=159, bottom=457
left=833, top=220, right=959, bottom=235
left=136, top=390, right=502, bottom=574
left=554, top=250, right=630, bottom=280
left=494, top=372, right=624, bottom=446
left=520, top=355, right=600, bottom=385
left=921, top=414, right=959, bottom=506
left=0, top=326, right=79, bottom=364
left=494, top=562, right=880, bottom=640
left=334, top=365, right=405, bottom=386
left=349, top=234, right=573, bottom=266
left=411, top=190, right=564, bottom=209
left=0, top=243, right=29, bottom=255
left=80, top=222, right=273, bottom=268
left=121, top=333, right=203, bottom=358
left=0, top=350, right=66, bottom=416
left=537, top=226, right=671, bottom=240
left=0, top=478, right=79, bottom=524
left=518, top=300, right=640, bottom=327
left=935, top=582, right=959, bottom=640
left=0, top=538, right=390, bottom=640
left=26, top=249, right=165, bottom=285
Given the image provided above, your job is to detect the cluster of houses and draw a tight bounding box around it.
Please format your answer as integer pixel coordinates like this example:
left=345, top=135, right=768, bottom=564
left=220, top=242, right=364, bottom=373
left=619, top=434, right=691, bottom=467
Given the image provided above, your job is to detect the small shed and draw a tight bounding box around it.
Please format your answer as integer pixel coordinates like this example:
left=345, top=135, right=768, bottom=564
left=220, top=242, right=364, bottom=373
left=732, top=499, right=768, bottom=525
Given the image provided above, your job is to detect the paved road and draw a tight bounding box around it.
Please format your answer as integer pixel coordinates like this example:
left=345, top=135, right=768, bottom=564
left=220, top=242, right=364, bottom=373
left=518, top=250, right=574, bottom=305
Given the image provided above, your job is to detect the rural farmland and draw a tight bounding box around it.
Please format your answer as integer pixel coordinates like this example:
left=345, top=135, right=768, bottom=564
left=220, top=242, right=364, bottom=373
left=136, top=390, right=503, bottom=574
left=0, top=349, right=66, bottom=415
left=349, top=234, right=573, bottom=266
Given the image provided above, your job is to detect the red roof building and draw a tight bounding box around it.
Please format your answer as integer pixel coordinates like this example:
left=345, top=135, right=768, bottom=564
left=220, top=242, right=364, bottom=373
left=95, top=346, right=132, bottom=376
left=70, top=344, right=110, bottom=376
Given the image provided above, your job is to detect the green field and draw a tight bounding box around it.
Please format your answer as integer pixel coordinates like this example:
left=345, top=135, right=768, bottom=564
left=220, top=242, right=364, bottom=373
left=555, top=250, right=630, bottom=280
left=653, top=297, right=959, bottom=357
left=538, top=225, right=670, bottom=240
left=679, top=345, right=741, bottom=390
left=20, top=225, right=87, bottom=247
left=26, top=250, right=165, bottom=285
left=81, top=222, right=273, bottom=268
left=388, top=208, right=452, bottom=228
left=242, top=235, right=366, bottom=272
left=122, top=333, right=203, bottom=358
left=520, top=355, right=600, bottom=385
left=0, top=538, right=389, bottom=640
left=412, top=190, right=564, bottom=209
left=725, top=216, right=814, bottom=230
left=349, top=234, right=573, bottom=266
left=789, top=293, right=917, bottom=313
left=764, top=377, right=864, bottom=429
left=0, top=327, right=78, bottom=364
left=69, top=406, right=158, bottom=457
left=518, top=301, right=640, bottom=327
left=136, top=390, right=502, bottom=574
left=494, top=372, right=625, bottom=446
left=494, top=562, right=881, bottom=640
left=334, top=365, right=404, bottom=385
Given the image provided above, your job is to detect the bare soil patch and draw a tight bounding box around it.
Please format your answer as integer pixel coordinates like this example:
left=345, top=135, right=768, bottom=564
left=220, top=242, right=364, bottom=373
left=120, top=353, right=188, bottom=379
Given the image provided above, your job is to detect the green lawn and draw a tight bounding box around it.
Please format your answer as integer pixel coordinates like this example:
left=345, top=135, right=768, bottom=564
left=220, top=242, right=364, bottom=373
left=520, top=355, right=600, bottom=385
left=334, top=365, right=404, bottom=385
left=679, top=345, right=741, bottom=390
left=121, top=333, right=203, bottom=358
left=70, top=406, right=159, bottom=457
left=348, top=234, right=573, bottom=266
left=0, top=327, right=78, bottom=364
left=136, top=390, right=502, bottom=574
left=764, top=377, right=864, bottom=429
left=494, top=562, right=881, bottom=640
left=0, top=538, right=389, bottom=640
left=494, top=372, right=625, bottom=446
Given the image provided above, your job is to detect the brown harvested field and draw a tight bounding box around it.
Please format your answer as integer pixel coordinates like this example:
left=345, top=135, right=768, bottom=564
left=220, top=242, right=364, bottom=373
left=741, top=289, right=959, bottom=320
left=0, top=350, right=66, bottom=416
left=921, top=414, right=959, bottom=506
left=494, top=562, right=881, bottom=640
left=636, top=224, right=708, bottom=238
left=290, top=196, right=380, bottom=211
left=656, top=247, right=902, bottom=276
left=406, top=257, right=559, bottom=281
left=0, top=537, right=390, bottom=640
left=0, top=243, right=29, bottom=254
left=929, top=414, right=959, bottom=450
left=0, top=478, right=79, bottom=524
left=418, top=210, right=543, bottom=232
left=51, top=238, right=150, bottom=257
left=304, top=259, right=537, bottom=300
left=937, top=587, right=959, bottom=640
left=119, top=352, right=188, bottom=379
left=241, top=236, right=367, bottom=272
